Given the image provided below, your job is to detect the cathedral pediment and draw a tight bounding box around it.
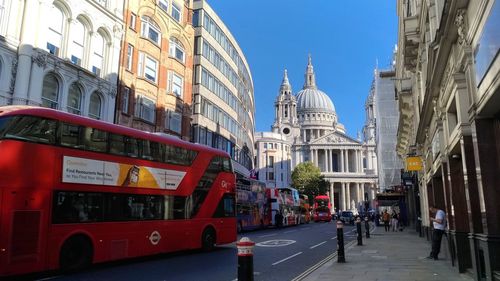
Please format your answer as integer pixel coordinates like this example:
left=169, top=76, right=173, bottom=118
left=310, top=132, right=361, bottom=145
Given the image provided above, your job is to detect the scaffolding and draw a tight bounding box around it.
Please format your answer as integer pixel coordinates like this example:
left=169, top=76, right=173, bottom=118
left=374, top=69, right=403, bottom=191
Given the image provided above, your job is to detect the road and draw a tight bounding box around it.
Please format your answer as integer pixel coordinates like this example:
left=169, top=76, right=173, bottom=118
left=38, top=222, right=364, bottom=281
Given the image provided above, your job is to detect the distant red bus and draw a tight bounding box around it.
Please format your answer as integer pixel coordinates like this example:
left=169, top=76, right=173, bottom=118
left=0, top=106, right=236, bottom=277
left=313, top=195, right=332, bottom=222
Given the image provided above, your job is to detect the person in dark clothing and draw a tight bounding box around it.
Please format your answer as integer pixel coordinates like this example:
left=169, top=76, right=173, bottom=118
left=275, top=211, right=283, bottom=229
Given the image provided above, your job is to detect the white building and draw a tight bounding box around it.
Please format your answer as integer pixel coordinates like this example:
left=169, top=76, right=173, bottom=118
left=0, top=0, right=124, bottom=122
left=266, top=56, right=378, bottom=213
left=254, top=132, right=292, bottom=188
left=191, top=1, right=255, bottom=177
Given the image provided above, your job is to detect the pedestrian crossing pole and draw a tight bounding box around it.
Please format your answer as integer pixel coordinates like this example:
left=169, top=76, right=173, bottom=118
left=237, top=237, right=255, bottom=281
left=336, top=220, right=346, bottom=263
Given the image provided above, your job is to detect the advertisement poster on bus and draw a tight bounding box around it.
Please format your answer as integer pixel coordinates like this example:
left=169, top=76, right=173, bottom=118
left=62, top=156, right=186, bottom=190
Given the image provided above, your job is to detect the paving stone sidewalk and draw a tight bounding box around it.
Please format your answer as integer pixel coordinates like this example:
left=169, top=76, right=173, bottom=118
left=302, top=226, right=474, bottom=281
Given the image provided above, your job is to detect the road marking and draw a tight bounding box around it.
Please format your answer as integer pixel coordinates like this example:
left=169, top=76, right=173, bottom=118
left=309, top=241, right=327, bottom=249
left=272, top=252, right=303, bottom=266
left=284, top=230, right=297, bottom=234
left=258, top=233, right=277, bottom=238
left=331, top=236, right=337, bottom=240
left=256, top=239, right=296, bottom=247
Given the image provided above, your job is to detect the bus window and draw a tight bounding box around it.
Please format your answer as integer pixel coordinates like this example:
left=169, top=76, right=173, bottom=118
left=222, top=157, right=232, bottom=172
left=4, top=116, right=57, bottom=144
left=214, top=193, right=235, bottom=217
left=0, top=116, right=14, bottom=137
left=109, top=133, right=126, bottom=156
left=52, top=191, right=103, bottom=223
left=84, top=127, right=107, bottom=152
left=126, top=137, right=139, bottom=158
left=60, top=123, right=84, bottom=149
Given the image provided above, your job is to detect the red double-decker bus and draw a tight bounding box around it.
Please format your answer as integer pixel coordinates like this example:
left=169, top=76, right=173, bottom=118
left=0, top=106, right=236, bottom=277
left=313, top=195, right=332, bottom=222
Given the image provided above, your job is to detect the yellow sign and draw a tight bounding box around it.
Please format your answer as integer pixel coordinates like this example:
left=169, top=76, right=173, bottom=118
left=406, top=156, right=423, bottom=171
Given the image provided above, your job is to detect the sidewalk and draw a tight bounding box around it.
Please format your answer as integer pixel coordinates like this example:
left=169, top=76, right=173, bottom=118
left=301, top=226, right=474, bottom=281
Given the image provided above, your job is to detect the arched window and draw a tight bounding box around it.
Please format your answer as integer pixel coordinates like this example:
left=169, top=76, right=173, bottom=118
left=42, top=73, right=59, bottom=109
left=70, top=20, right=85, bottom=66
left=67, top=83, right=82, bottom=115
left=169, top=37, right=185, bottom=63
left=140, top=16, right=161, bottom=45
left=91, top=33, right=104, bottom=76
left=89, top=92, right=102, bottom=119
left=47, top=4, right=64, bottom=56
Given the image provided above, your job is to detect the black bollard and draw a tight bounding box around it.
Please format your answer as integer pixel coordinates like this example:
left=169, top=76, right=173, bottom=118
left=356, top=217, right=363, bottom=246
left=336, top=220, right=345, bottom=263
left=237, top=237, right=255, bottom=281
left=365, top=217, right=370, bottom=238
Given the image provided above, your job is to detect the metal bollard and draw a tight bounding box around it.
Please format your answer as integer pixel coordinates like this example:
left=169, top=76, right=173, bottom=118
left=356, top=217, right=363, bottom=246
left=365, top=217, right=370, bottom=238
left=336, top=220, right=345, bottom=263
left=237, top=237, right=255, bottom=281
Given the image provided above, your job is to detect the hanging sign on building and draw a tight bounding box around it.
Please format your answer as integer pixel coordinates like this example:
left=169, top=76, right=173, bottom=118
left=406, top=156, right=423, bottom=171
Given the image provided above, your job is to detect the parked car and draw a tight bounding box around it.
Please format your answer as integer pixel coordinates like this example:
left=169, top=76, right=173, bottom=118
left=339, top=211, right=355, bottom=225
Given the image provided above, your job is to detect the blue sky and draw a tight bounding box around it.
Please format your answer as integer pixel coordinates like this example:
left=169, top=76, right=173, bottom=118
left=208, top=1, right=397, bottom=137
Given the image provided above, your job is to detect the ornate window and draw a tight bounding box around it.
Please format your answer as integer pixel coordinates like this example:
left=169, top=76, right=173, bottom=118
left=42, top=73, right=59, bottom=109
left=135, top=95, right=155, bottom=123
left=91, top=33, right=104, bottom=76
left=169, top=37, right=185, bottom=63
left=171, top=2, right=181, bottom=22
left=158, top=0, right=168, bottom=12
left=168, top=71, right=183, bottom=97
left=70, top=20, right=85, bottom=66
left=140, top=16, right=161, bottom=45
left=89, top=92, right=102, bottom=119
left=138, top=52, right=158, bottom=83
left=47, top=4, right=64, bottom=56
left=67, top=83, right=82, bottom=115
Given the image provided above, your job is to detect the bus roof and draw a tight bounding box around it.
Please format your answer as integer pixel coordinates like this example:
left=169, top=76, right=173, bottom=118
left=0, top=106, right=230, bottom=157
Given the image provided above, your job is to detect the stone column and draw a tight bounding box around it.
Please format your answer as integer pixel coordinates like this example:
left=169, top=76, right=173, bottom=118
left=356, top=183, right=360, bottom=205
left=330, top=182, right=335, bottom=212
left=346, top=183, right=351, bottom=210
left=345, top=150, right=349, bottom=173
left=315, top=149, right=319, bottom=167
left=326, top=149, right=330, bottom=172
left=340, top=149, right=344, bottom=172
left=361, top=183, right=365, bottom=202
left=13, top=1, right=41, bottom=104
left=341, top=182, right=346, bottom=211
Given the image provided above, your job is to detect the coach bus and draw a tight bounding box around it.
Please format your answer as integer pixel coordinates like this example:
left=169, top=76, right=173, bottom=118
left=0, top=106, right=236, bottom=277
left=236, top=178, right=271, bottom=232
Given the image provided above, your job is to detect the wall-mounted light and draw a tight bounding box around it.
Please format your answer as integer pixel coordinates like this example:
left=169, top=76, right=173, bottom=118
left=451, top=154, right=461, bottom=160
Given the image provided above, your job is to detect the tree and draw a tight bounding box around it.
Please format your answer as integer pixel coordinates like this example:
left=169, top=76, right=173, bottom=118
left=291, top=162, right=328, bottom=203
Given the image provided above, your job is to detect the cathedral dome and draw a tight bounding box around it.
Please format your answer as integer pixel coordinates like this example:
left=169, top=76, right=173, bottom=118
left=296, top=55, right=335, bottom=113
left=296, top=88, right=335, bottom=113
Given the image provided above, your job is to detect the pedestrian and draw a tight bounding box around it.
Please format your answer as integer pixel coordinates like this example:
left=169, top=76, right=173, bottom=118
left=382, top=210, right=391, bottom=232
left=275, top=211, right=283, bottom=229
left=427, top=205, right=446, bottom=260
left=391, top=211, right=398, bottom=232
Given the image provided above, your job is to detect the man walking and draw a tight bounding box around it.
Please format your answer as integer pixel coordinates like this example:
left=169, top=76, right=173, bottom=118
left=427, top=205, right=446, bottom=260
left=382, top=210, right=391, bottom=232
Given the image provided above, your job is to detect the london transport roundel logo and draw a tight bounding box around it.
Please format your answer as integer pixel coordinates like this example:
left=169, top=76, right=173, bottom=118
left=149, top=231, right=161, bottom=245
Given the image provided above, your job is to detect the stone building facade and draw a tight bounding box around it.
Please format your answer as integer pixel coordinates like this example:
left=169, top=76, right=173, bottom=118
left=0, top=0, right=124, bottom=122
left=115, top=0, right=194, bottom=140
left=395, top=0, right=500, bottom=279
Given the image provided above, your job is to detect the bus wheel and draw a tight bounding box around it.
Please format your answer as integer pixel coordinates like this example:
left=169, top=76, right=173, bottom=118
left=59, top=235, right=93, bottom=272
left=201, top=228, right=216, bottom=251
